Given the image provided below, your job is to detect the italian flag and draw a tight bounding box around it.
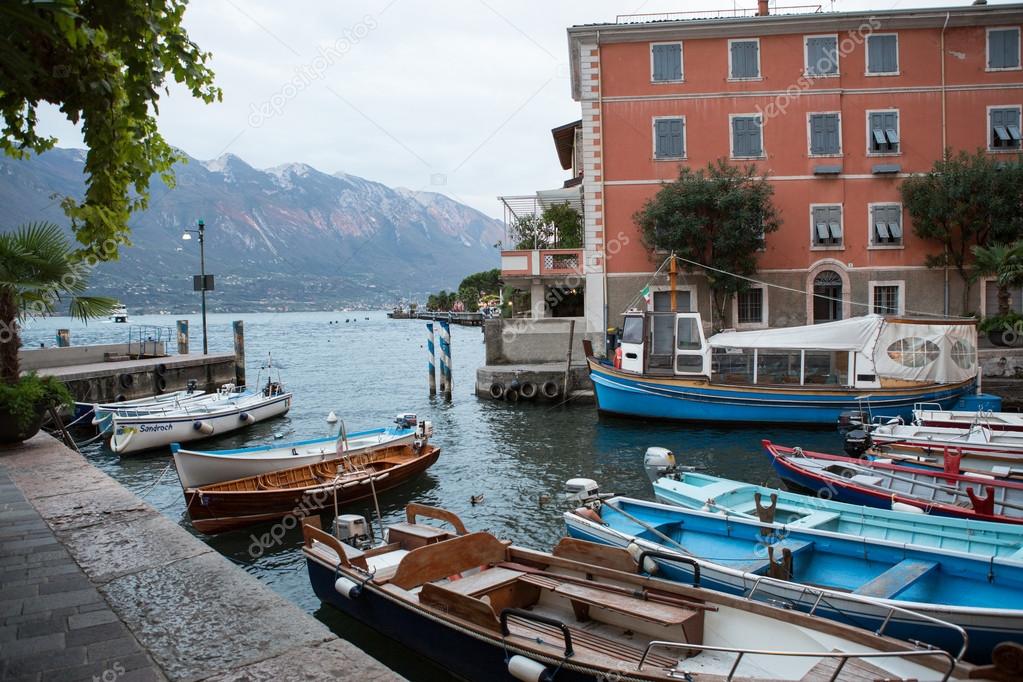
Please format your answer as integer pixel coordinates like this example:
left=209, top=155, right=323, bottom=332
left=641, top=285, right=652, bottom=308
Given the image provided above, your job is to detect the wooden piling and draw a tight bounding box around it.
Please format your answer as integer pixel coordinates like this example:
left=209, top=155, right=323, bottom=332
left=563, top=319, right=576, bottom=398
left=233, top=320, right=246, bottom=388
left=177, top=320, right=189, bottom=355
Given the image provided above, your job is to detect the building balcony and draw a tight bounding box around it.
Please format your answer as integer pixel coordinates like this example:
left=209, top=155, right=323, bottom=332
left=501, top=248, right=584, bottom=280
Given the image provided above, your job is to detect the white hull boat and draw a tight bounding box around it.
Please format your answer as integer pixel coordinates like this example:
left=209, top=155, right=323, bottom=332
left=915, top=405, right=1023, bottom=432
left=91, top=389, right=214, bottom=433
left=110, top=385, right=292, bottom=455
left=863, top=422, right=1023, bottom=478
left=170, top=421, right=423, bottom=489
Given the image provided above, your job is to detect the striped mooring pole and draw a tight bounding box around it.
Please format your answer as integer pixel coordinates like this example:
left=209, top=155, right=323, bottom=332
left=437, top=325, right=448, bottom=397
left=439, top=318, right=452, bottom=400
left=426, top=323, right=437, bottom=396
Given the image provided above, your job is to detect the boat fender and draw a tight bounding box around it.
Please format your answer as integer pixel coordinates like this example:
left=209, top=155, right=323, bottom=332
left=193, top=420, right=215, bottom=435
left=155, top=375, right=167, bottom=393
left=119, top=373, right=134, bottom=389
left=488, top=383, right=505, bottom=400
left=507, top=655, right=552, bottom=682
left=891, top=501, right=924, bottom=514
left=505, top=388, right=519, bottom=403
left=614, top=346, right=622, bottom=369
left=239, top=412, right=255, bottom=424
left=519, top=382, right=537, bottom=399
left=626, top=542, right=658, bottom=575
left=334, top=576, right=362, bottom=599
left=114, top=394, right=126, bottom=402
left=155, top=363, right=167, bottom=377
left=541, top=381, right=559, bottom=399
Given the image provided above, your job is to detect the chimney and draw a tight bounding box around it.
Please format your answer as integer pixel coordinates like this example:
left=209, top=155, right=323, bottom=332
left=758, top=0, right=770, bottom=16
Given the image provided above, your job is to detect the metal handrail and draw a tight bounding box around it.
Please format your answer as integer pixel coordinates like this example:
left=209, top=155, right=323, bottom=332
left=638, top=640, right=956, bottom=681
left=636, top=550, right=700, bottom=586
left=500, top=609, right=574, bottom=657
left=744, top=574, right=968, bottom=661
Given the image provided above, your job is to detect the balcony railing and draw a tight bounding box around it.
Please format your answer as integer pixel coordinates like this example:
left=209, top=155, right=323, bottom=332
left=501, top=248, right=584, bottom=278
left=615, top=5, right=821, bottom=23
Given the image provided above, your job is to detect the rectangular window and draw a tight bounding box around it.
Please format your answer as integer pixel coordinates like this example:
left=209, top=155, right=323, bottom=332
left=873, top=285, right=900, bottom=315
left=652, top=43, right=683, bottom=82
left=653, top=290, right=693, bottom=312
left=866, top=34, right=899, bottom=74
left=868, top=111, right=900, bottom=154
left=731, top=115, right=763, bottom=158
left=871, top=204, right=903, bottom=246
left=737, top=288, right=764, bottom=324
left=809, top=113, right=841, bottom=156
left=990, top=107, right=1022, bottom=150
left=729, top=39, right=760, bottom=79
left=988, top=27, right=1021, bottom=70
left=654, top=118, right=685, bottom=158
left=805, top=35, right=838, bottom=76
left=812, top=205, right=843, bottom=247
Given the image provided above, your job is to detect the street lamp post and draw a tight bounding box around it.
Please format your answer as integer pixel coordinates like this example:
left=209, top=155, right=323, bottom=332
left=182, top=219, right=210, bottom=355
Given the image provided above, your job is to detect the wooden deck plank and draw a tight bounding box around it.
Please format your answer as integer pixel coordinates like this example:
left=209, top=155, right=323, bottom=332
left=852, top=559, right=938, bottom=599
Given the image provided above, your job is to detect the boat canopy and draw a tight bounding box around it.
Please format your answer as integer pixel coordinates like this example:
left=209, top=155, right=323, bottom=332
left=709, top=315, right=977, bottom=384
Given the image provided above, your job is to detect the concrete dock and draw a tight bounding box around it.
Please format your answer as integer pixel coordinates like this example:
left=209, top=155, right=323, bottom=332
left=0, top=434, right=401, bottom=681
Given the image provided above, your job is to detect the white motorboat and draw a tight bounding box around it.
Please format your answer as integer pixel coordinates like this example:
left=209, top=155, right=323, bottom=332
left=854, top=421, right=1023, bottom=478
left=915, top=403, right=1023, bottom=432
left=170, top=414, right=427, bottom=488
left=110, top=381, right=292, bottom=455
left=90, top=387, right=213, bottom=433
left=109, top=304, right=128, bottom=323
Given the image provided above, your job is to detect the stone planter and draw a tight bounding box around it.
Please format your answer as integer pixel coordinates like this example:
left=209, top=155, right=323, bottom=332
left=0, top=402, right=45, bottom=445
left=988, top=329, right=1023, bottom=348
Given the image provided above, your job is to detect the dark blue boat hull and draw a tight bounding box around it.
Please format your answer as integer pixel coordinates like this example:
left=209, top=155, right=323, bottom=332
left=306, top=558, right=598, bottom=682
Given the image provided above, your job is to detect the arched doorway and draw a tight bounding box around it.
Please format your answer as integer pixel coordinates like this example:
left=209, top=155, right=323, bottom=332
left=813, top=270, right=843, bottom=323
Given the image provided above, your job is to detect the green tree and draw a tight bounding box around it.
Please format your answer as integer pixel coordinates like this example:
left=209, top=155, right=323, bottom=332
left=901, top=151, right=1023, bottom=311
left=971, top=241, right=1023, bottom=318
left=511, top=214, right=552, bottom=250
left=456, top=268, right=502, bottom=311
left=634, top=160, right=780, bottom=326
left=0, top=0, right=221, bottom=259
left=541, top=202, right=582, bottom=249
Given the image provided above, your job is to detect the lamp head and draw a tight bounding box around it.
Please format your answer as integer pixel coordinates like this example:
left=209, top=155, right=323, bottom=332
left=197, top=219, right=205, bottom=228
left=182, top=232, right=192, bottom=241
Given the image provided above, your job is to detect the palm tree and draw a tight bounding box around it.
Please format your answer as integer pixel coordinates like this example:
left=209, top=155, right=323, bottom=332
left=972, top=241, right=1023, bottom=318
left=0, top=222, right=117, bottom=383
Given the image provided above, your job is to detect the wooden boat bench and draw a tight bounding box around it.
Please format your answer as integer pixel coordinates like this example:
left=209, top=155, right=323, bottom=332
left=852, top=559, right=938, bottom=600
left=506, top=617, right=680, bottom=670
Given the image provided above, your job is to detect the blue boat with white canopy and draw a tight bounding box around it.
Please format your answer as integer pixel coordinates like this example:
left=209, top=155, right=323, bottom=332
left=588, top=311, right=978, bottom=424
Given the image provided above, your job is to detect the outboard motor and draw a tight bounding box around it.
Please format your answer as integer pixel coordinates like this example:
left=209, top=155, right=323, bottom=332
left=333, top=514, right=373, bottom=550
left=186, top=379, right=198, bottom=394
left=395, top=413, right=418, bottom=429
left=643, top=446, right=677, bottom=484
left=837, top=409, right=866, bottom=434
left=414, top=420, right=433, bottom=447
left=843, top=429, right=872, bottom=458
left=564, top=478, right=601, bottom=505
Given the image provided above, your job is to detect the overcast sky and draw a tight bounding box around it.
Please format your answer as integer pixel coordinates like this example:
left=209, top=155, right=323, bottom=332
left=35, top=0, right=969, bottom=217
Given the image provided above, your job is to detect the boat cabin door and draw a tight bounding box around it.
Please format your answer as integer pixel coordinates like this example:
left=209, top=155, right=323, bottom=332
left=619, top=312, right=645, bottom=373
left=674, top=313, right=709, bottom=376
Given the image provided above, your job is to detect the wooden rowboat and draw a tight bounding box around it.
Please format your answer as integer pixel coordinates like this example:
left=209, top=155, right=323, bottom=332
left=184, top=442, right=440, bottom=533
left=302, top=504, right=993, bottom=681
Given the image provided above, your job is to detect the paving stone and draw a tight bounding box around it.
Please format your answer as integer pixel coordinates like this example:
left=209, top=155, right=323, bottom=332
left=85, top=635, right=143, bottom=661
left=31, top=483, right=149, bottom=533
left=2, top=632, right=66, bottom=658
left=201, top=639, right=401, bottom=682
left=0, top=582, right=39, bottom=600
left=68, top=608, right=120, bottom=630
left=66, top=620, right=128, bottom=646
left=38, top=573, right=93, bottom=595
left=26, top=563, right=80, bottom=580
left=2, top=645, right=87, bottom=677
left=102, top=552, right=332, bottom=680
left=17, top=615, right=69, bottom=638
left=22, top=587, right=103, bottom=614
left=0, top=622, right=17, bottom=641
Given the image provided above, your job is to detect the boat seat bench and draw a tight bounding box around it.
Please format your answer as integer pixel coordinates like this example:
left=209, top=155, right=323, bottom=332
left=507, top=618, right=680, bottom=670
left=852, top=559, right=938, bottom=599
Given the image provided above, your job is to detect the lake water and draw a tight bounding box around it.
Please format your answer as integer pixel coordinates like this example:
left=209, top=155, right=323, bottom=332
left=22, top=311, right=847, bottom=680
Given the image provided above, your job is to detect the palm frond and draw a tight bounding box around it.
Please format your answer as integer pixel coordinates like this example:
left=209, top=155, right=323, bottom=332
left=68, top=296, right=119, bottom=323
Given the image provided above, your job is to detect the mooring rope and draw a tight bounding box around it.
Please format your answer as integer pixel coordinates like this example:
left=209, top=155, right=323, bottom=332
left=137, top=463, right=173, bottom=499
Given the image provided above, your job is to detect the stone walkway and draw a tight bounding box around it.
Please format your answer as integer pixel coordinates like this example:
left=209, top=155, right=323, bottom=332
left=0, top=434, right=401, bottom=682
left=0, top=467, right=163, bottom=682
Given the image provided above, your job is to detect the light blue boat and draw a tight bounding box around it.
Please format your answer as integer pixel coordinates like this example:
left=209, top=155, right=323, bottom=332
left=565, top=495, right=1023, bottom=663
left=641, top=448, right=1023, bottom=561
left=590, top=312, right=977, bottom=424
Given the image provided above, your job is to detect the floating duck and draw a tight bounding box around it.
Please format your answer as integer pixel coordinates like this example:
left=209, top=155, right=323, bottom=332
left=470, top=494, right=485, bottom=506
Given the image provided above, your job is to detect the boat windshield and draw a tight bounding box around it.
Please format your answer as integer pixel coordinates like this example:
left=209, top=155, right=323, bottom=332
left=621, top=316, right=644, bottom=344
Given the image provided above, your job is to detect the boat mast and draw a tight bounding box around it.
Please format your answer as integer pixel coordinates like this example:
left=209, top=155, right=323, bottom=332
left=669, top=254, right=678, bottom=312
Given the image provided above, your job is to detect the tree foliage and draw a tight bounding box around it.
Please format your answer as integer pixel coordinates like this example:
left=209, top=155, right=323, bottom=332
left=901, top=150, right=1023, bottom=309
left=456, top=268, right=501, bottom=312
left=0, top=222, right=117, bottom=384
left=972, top=241, right=1023, bottom=319
left=0, top=0, right=221, bottom=259
left=426, top=290, right=457, bottom=312
left=510, top=202, right=582, bottom=250
left=634, top=160, right=780, bottom=324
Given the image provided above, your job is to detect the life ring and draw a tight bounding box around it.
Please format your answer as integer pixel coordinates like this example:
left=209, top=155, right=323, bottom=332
left=505, top=388, right=519, bottom=403
left=541, top=381, right=559, bottom=399
left=119, top=373, right=134, bottom=389
left=519, top=382, right=537, bottom=399
left=488, top=383, right=505, bottom=400
left=614, top=346, right=623, bottom=369
left=155, top=375, right=167, bottom=393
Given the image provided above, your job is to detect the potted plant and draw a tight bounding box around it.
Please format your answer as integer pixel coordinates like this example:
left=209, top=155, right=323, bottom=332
left=972, top=242, right=1023, bottom=347
left=0, top=222, right=116, bottom=444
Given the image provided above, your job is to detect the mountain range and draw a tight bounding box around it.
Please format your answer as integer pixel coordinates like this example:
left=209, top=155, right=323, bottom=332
left=0, top=148, right=504, bottom=312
